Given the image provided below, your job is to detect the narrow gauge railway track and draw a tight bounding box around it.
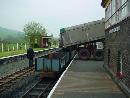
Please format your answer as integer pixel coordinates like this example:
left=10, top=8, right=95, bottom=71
left=0, top=48, right=60, bottom=92
left=21, top=78, right=57, bottom=98
left=0, top=66, right=34, bottom=91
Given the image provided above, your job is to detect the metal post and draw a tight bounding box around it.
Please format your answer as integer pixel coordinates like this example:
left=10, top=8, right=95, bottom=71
left=25, top=43, right=27, bottom=50
left=17, top=43, right=19, bottom=50
left=1, top=43, right=3, bottom=52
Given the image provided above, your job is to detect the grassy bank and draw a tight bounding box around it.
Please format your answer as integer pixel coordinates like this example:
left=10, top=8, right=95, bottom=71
left=0, top=48, right=46, bottom=58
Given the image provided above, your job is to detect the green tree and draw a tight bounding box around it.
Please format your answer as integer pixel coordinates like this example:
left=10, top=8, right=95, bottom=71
left=23, top=22, right=46, bottom=47
left=51, top=37, right=59, bottom=47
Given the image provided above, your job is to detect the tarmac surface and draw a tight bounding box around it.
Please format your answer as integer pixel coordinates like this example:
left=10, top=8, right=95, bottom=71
left=50, top=60, right=127, bottom=98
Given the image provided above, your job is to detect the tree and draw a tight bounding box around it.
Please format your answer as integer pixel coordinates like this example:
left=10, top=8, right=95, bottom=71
left=51, top=37, right=59, bottom=47
left=23, top=22, right=46, bottom=47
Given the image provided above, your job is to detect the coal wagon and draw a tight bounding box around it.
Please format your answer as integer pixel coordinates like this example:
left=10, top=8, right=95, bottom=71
left=35, top=50, right=76, bottom=78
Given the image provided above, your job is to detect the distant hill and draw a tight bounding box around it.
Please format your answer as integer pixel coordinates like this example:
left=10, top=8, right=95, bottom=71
left=0, top=27, right=25, bottom=42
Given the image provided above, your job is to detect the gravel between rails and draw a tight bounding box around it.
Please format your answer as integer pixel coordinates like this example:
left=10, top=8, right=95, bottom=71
left=0, top=72, right=40, bottom=98
left=0, top=59, right=29, bottom=77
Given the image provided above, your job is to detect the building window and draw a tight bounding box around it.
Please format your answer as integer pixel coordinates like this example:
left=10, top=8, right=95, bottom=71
left=121, top=1, right=128, bottom=18
left=112, top=0, right=116, bottom=14
left=105, top=0, right=129, bottom=29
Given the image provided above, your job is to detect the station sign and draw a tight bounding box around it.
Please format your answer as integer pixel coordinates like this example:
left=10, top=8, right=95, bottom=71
left=109, top=26, right=120, bottom=34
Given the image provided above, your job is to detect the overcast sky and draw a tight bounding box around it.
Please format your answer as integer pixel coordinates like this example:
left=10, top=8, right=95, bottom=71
left=0, top=0, right=104, bottom=37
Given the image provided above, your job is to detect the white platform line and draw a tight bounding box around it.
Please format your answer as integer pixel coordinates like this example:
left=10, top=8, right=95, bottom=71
left=47, top=54, right=77, bottom=98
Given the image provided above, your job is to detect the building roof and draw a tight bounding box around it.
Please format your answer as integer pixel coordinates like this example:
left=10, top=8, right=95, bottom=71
left=101, top=0, right=109, bottom=8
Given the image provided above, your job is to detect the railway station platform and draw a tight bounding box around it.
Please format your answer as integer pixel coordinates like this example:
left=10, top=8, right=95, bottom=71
left=48, top=58, right=127, bottom=98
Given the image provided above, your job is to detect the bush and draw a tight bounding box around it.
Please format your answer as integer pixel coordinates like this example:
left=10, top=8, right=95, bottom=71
left=30, top=44, right=39, bottom=48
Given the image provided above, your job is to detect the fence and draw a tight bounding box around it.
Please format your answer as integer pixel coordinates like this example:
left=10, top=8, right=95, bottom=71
left=0, top=43, right=28, bottom=52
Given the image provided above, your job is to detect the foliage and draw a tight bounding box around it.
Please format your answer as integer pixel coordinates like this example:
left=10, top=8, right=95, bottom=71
left=50, top=37, right=59, bottom=47
left=23, top=22, right=47, bottom=47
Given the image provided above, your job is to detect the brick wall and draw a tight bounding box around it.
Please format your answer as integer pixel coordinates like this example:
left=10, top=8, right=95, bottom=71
left=105, top=16, right=130, bottom=88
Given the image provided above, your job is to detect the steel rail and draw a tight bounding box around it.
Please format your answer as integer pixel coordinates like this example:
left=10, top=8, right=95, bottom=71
left=21, top=78, right=56, bottom=98
left=0, top=66, right=34, bottom=91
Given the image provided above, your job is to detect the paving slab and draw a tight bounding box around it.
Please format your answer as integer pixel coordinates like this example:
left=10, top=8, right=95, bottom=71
left=50, top=60, right=127, bottom=98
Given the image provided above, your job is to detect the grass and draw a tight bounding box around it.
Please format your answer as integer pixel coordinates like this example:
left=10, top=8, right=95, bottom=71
left=0, top=50, right=26, bottom=58
left=0, top=44, right=58, bottom=58
left=0, top=48, right=49, bottom=58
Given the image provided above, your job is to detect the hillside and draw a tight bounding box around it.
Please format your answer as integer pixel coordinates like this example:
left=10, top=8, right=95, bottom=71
left=0, top=27, right=25, bottom=42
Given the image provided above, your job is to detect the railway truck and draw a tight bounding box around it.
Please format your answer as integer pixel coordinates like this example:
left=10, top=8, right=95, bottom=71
left=59, top=18, right=105, bottom=60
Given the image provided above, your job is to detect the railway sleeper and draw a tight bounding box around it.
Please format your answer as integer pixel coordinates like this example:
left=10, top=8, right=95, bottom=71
left=29, top=90, right=43, bottom=96
left=22, top=80, right=54, bottom=98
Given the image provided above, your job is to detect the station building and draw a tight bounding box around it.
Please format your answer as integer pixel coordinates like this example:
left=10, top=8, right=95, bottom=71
left=101, top=0, right=130, bottom=91
left=40, top=36, right=52, bottom=48
left=30, top=35, right=52, bottom=48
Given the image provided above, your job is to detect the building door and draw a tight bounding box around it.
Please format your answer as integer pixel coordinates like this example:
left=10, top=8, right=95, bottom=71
left=117, top=51, right=122, bottom=73
left=108, top=49, right=110, bottom=65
